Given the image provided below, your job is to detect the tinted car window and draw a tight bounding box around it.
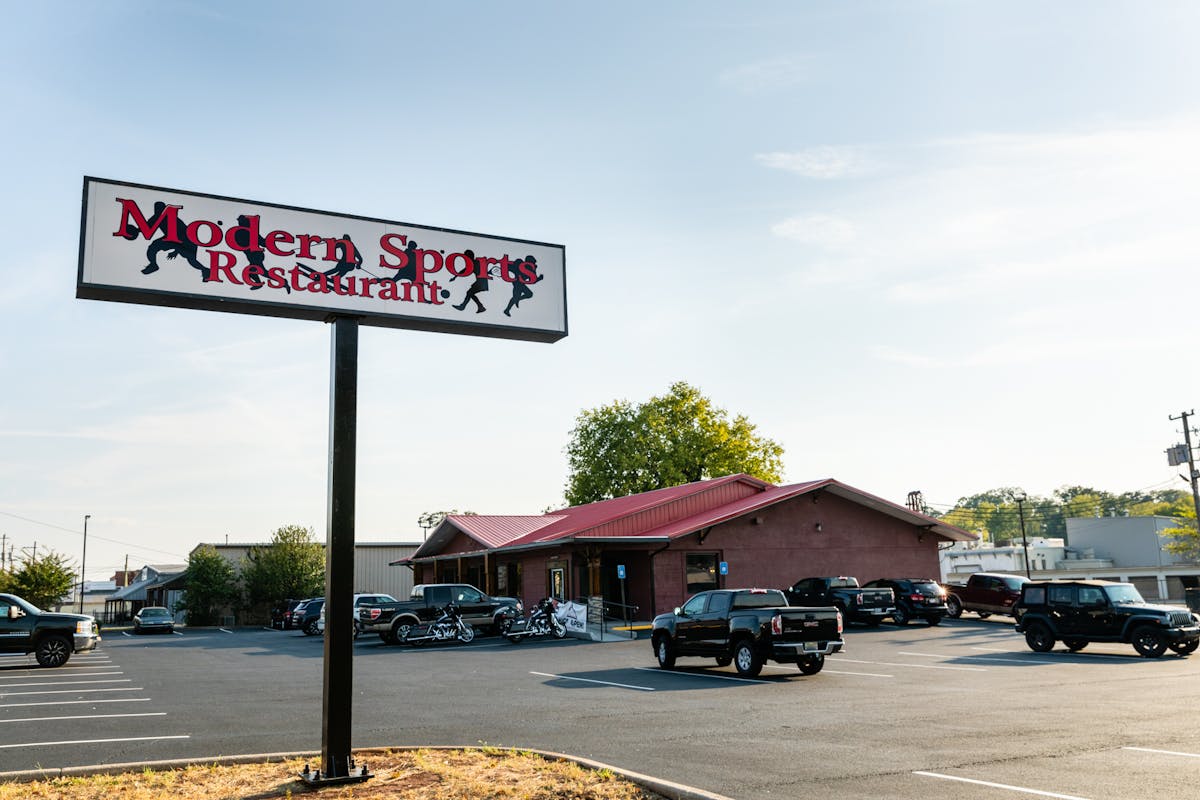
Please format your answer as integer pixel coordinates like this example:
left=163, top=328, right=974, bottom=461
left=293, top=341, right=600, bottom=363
left=1002, top=577, right=1029, bottom=591
left=681, top=593, right=708, bottom=615
left=1024, top=586, right=1046, bottom=605
left=1078, top=587, right=1106, bottom=606
left=706, top=593, right=731, bottom=614
left=732, top=590, right=787, bottom=609
left=1048, top=585, right=1075, bottom=605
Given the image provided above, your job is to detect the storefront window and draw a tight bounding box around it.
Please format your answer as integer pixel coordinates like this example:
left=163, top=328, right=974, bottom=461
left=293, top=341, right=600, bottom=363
left=686, top=553, right=719, bottom=593
left=549, top=566, right=566, bottom=602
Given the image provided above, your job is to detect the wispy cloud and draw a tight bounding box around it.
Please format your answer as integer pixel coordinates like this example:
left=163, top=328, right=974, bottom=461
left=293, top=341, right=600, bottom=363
left=770, top=214, right=856, bottom=248
left=755, top=146, right=876, bottom=179
left=718, top=56, right=810, bottom=93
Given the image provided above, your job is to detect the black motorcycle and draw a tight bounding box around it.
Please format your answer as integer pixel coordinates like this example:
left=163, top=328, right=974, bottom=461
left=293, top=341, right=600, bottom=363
left=499, top=597, right=568, bottom=643
left=401, top=602, right=476, bottom=645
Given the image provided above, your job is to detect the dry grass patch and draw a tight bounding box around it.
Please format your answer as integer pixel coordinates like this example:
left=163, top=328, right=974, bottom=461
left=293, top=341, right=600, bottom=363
left=0, top=748, right=669, bottom=800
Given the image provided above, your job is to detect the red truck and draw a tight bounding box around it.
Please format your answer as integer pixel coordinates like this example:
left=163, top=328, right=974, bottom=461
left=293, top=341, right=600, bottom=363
left=944, top=573, right=1029, bottom=619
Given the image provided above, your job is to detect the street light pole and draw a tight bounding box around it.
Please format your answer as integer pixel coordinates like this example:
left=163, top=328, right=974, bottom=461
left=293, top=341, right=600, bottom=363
left=1014, top=495, right=1031, bottom=578
left=80, top=514, right=90, bottom=614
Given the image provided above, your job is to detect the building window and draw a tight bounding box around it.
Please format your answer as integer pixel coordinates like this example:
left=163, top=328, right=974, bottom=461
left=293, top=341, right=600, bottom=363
left=686, top=553, right=719, bottom=594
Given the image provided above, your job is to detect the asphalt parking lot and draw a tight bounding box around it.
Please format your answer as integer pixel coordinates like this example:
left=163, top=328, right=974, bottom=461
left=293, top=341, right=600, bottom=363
left=2, top=616, right=1199, bottom=799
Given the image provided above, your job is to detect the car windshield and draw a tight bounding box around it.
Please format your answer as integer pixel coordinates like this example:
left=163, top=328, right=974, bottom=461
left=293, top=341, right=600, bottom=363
left=910, top=581, right=941, bottom=594
left=1104, top=584, right=1145, bottom=604
left=1001, top=577, right=1029, bottom=591
left=141, top=608, right=170, bottom=618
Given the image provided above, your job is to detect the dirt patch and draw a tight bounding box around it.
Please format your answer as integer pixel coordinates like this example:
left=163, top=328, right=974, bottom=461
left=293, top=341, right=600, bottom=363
left=0, top=748, right=670, bottom=800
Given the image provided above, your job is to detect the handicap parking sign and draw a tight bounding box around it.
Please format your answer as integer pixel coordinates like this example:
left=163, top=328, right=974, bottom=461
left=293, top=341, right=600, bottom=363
left=719, top=561, right=728, bottom=576
left=617, top=564, right=626, bottom=579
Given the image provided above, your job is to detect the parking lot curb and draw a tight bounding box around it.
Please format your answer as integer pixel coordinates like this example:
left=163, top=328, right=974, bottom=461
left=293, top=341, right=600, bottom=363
left=0, top=746, right=734, bottom=800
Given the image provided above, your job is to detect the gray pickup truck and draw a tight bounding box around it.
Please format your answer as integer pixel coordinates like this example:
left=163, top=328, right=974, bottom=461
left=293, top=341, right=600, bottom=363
left=0, top=593, right=101, bottom=667
left=651, top=588, right=843, bottom=677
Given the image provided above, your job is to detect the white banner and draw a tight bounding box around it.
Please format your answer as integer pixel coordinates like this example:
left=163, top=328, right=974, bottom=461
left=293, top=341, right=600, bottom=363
left=555, top=601, right=588, bottom=634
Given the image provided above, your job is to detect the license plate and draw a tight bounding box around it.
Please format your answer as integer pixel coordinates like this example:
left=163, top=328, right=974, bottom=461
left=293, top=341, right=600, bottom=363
left=804, top=641, right=818, bottom=650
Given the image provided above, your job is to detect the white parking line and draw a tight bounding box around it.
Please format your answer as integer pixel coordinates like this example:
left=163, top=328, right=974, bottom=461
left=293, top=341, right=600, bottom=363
left=899, top=651, right=1061, bottom=666
left=838, top=658, right=987, bottom=672
left=632, top=667, right=767, bottom=684
left=1123, top=746, right=1200, bottom=759
left=914, top=771, right=1093, bottom=799
left=760, top=664, right=894, bottom=679
left=971, top=646, right=1130, bottom=661
left=0, top=698, right=150, bottom=709
left=220, top=628, right=234, bottom=634
left=0, top=679, right=130, bottom=689
left=0, top=687, right=143, bottom=697
left=0, top=712, right=167, bottom=724
left=0, top=670, right=121, bottom=678
left=531, top=671, right=656, bottom=691
left=0, top=734, right=190, bottom=750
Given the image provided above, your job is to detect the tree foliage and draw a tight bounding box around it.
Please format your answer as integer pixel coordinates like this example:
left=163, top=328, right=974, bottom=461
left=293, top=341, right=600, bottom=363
left=242, top=525, right=326, bottom=607
left=563, top=382, right=784, bottom=506
left=9, top=549, right=76, bottom=610
left=181, top=545, right=240, bottom=626
left=418, top=510, right=476, bottom=538
left=1162, top=507, right=1199, bottom=563
left=940, top=486, right=1194, bottom=543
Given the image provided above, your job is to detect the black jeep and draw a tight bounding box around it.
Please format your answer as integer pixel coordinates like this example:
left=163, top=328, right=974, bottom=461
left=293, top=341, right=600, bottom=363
left=1014, top=579, right=1200, bottom=658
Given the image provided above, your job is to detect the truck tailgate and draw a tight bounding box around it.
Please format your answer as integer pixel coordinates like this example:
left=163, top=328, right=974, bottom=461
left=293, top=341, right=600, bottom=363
left=778, top=608, right=840, bottom=641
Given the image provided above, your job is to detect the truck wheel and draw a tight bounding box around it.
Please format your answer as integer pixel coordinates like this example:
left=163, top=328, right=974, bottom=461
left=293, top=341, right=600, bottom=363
left=715, top=656, right=732, bottom=667
left=35, top=635, right=71, bottom=668
left=304, top=620, right=319, bottom=636
left=797, top=655, right=825, bottom=675
left=1169, top=639, right=1199, bottom=655
left=892, top=607, right=909, bottom=626
left=392, top=619, right=415, bottom=645
left=927, top=615, right=943, bottom=627
left=1024, top=623, right=1056, bottom=653
left=1132, top=626, right=1168, bottom=658
left=946, top=596, right=963, bottom=618
left=732, top=639, right=762, bottom=678
left=654, top=635, right=676, bottom=669
left=1063, top=638, right=1088, bottom=652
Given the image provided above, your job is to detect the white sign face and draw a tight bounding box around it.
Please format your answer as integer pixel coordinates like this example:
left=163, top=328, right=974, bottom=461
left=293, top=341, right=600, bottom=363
left=77, top=177, right=567, bottom=342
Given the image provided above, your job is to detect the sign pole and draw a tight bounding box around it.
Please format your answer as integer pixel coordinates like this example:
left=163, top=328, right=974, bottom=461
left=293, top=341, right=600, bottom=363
left=305, top=315, right=370, bottom=786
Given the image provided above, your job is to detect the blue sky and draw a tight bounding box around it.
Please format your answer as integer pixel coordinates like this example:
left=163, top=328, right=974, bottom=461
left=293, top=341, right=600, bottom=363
left=3, top=1, right=1200, bottom=580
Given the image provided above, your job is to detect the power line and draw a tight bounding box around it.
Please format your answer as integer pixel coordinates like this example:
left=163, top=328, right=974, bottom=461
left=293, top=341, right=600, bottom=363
left=0, top=510, right=187, bottom=560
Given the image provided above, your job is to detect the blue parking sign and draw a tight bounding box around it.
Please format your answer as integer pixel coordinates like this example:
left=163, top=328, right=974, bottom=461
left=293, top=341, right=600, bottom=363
left=719, top=561, right=728, bottom=576
left=617, top=564, right=626, bottom=579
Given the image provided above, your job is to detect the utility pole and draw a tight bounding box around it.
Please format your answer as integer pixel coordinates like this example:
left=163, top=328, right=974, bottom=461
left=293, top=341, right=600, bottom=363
left=79, top=515, right=90, bottom=614
left=0, top=533, right=7, bottom=570
left=1169, top=410, right=1200, bottom=531
left=1015, top=493, right=1031, bottom=578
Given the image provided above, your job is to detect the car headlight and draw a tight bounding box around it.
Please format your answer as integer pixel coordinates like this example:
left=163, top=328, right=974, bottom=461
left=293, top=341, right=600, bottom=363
left=76, top=620, right=93, bottom=635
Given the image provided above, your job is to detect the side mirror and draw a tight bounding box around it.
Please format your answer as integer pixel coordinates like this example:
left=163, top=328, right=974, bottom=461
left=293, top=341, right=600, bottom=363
left=8, top=606, right=23, bottom=620
left=673, top=606, right=682, bottom=617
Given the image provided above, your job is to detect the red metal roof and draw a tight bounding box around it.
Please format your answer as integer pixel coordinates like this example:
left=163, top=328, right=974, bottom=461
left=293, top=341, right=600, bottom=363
left=408, top=474, right=975, bottom=562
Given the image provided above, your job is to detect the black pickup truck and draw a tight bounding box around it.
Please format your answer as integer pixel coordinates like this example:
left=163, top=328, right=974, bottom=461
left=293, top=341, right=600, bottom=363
left=651, top=588, right=843, bottom=677
left=357, top=583, right=521, bottom=644
left=0, top=593, right=101, bottom=667
left=787, top=576, right=895, bottom=626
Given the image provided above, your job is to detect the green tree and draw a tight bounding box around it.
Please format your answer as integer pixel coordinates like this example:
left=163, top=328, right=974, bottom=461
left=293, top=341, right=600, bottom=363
left=11, top=549, right=76, bottom=609
left=1162, top=507, right=1199, bottom=563
left=242, top=525, right=326, bottom=609
left=418, top=510, right=476, bottom=539
left=564, top=381, right=784, bottom=506
left=180, top=545, right=240, bottom=626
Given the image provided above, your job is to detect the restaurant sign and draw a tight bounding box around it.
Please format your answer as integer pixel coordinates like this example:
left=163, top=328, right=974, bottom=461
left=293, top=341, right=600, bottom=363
left=77, top=177, right=567, bottom=342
